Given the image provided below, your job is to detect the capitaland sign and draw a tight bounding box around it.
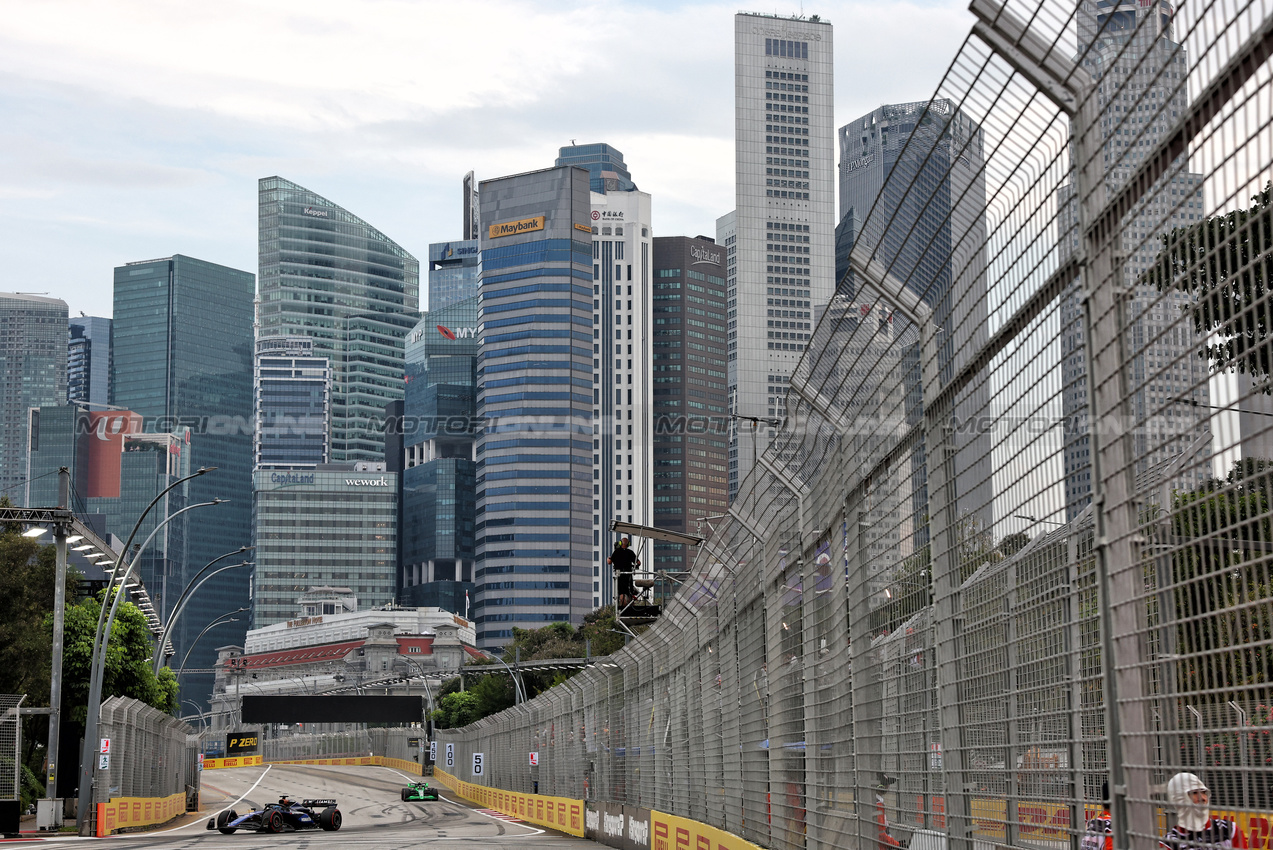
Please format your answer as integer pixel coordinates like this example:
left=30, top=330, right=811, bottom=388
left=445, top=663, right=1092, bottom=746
left=690, top=245, right=722, bottom=266
left=270, top=471, right=315, bottom=485
left=488, top=215, right=545, bottom=239
left=302, top=206, right=330, bottom=218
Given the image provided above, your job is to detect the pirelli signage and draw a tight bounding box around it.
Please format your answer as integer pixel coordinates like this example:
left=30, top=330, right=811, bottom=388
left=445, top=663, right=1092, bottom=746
left=489, top=215, right=545, bottom=239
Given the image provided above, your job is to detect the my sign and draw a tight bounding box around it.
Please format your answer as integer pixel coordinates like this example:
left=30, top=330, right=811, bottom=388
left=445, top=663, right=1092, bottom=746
left=529, top=751, right=539, bottom=767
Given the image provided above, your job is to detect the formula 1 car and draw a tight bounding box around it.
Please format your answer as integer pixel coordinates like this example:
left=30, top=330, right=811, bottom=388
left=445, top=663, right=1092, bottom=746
left=208, top=796, right=342, bottom=834
left=401, top=780, right=440, bottom=801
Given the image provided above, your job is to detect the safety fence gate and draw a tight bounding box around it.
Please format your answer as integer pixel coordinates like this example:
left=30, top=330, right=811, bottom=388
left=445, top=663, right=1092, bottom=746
left=438, top=2, right=1273, bottom=850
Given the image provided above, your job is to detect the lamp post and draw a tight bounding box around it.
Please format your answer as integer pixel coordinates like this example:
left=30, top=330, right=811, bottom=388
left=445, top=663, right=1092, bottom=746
left=397, top=657, right=438, bottom=747
left=175, top=608, right=248, bottom=678
left=154, top=547, right=253, bottom=676
left=76, top=465, right=215, bottom=834
left=182, top=699, right=208, bottom=736
left=479, top=652, right=526, bottom=704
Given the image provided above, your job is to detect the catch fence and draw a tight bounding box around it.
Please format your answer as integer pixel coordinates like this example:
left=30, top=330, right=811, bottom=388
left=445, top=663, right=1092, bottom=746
left=440, top=2, right=1273, bottom=850
left=93, top=696, right=198, bottom=809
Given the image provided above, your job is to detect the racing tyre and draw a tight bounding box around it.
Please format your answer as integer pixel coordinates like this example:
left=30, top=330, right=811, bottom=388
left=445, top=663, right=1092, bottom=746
left=401, top=788, right=409, bottom=802
left=319, top=807, right=342, bottom=831
left=216, top=809, right=238, bottom=835
left=265, top=809, right=285, bottom=833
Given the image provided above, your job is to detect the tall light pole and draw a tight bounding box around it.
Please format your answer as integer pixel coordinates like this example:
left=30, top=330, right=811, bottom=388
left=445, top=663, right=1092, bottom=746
left=175, top=607, right=248, bottom=678
left=397, top=657, right=438, bottom=746
left=76, top=465, right=215, bottom=835
left=154, top=547, right=253, bottom=676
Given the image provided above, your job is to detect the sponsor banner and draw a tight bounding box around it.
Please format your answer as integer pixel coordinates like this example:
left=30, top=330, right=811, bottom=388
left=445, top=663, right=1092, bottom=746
left=488, top=215, right=545, bottom=239
left=585, top=801, right=603, bottom=841
left=226, top=731, right=258, bottom=754
left=649, top=810, right=767, bottom=850
left=431, top=769, right=584, bottom=837
left=623, top=806, right=652, bottom=850
left=95, top=791, right=186, bottom=836
left=201, top=754, right=263, bottom=770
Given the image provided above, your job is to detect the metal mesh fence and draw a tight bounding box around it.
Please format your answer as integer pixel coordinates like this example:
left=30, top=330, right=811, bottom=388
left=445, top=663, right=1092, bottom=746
left=435, top=2, right=1273, bottom=850
left=0, top=695, right=23, bottom=801
left=94, top=696, right=197, bottom=805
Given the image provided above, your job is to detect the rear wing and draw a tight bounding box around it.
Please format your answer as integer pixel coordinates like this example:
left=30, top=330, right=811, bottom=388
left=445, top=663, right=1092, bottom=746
left=303, top=799, right=338, bottom=808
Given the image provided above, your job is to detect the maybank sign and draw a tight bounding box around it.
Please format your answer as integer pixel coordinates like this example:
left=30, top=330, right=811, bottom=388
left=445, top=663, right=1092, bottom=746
left=489, top=216, right=545, bottom=239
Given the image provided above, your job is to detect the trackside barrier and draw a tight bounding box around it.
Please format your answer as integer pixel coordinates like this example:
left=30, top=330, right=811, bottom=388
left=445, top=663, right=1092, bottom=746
left=201, top=754, right=263, bottom=770
left=433, top=768, right=585, bottom=836
left=433, top=1, right=1273, bottom=849
left=95, top=791, right=186, bottom=837
left=263, top=754, right=422, bottom=775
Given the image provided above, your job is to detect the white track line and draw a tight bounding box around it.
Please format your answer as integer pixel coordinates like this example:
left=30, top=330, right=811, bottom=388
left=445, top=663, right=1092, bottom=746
left=146, top=764, right=274, bottom=835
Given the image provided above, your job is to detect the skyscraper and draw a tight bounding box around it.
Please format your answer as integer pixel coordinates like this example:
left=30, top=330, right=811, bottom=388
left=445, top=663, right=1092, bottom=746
left=251, top=463, right=398, bottom=627
left=1061, top=0, right=1210, bottom=518
left=427, top=239, right=481, bottom=311
left=837, top=99, right=992, bottom=528
left=254, top=337, right=330, bottom=468
left=556, top=142, right=654, bottom=608
left=112, top=254, right=255, bottom=705
left=0, top=293, right=68, bottom=503
left=257, top=177, right=420, bottom=462
left=395, top=296, right=479, bottom=613
left=728, top=14, right=835, bottom=501
left=473, top=165, right=594, bottom=647
left=67, top=316, right=112, bottom=408
left=651, top=236, right=729, bottom=592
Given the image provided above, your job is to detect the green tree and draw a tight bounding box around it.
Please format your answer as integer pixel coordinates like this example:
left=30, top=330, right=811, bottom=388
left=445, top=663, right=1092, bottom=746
left=1145, top=182, right=1273, bottom=390
left=58, top=595, right=180, bottom=729
left=432, top=691, right=481, bottom=729
left=0, top=502, right=80, bottom=803
left=1167, top=458, right=1273, bottom=694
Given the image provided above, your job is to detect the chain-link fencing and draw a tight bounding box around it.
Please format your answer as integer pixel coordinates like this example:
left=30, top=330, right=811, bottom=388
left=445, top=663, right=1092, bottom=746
left=438, top=1, right=1273, bottom=849
left=93, top=696, right=197, bottom=808
left=0, top=695, right=22, bottom=802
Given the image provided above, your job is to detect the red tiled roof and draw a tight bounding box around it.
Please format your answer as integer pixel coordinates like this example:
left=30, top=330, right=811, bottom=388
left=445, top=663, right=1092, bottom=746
left=228, top=640, right=364, bottom=669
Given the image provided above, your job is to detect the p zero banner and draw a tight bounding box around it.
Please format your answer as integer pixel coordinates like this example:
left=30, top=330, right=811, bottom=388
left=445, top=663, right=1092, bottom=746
left=226, top=731, right=258, bottom=754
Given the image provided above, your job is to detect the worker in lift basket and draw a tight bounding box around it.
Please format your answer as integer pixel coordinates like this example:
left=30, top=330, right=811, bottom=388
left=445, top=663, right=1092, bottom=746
left=608, top=538, right=639, bottom=607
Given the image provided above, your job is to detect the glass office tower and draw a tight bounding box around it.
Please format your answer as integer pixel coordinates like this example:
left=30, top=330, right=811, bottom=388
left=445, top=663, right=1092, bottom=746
left=254, top=337, right=330, bottom=468
left=67, top=316, right=112, bottom=408
left=257, top=177, right=420, bottom=462
left=427, top=239, right=481, bottom=311
left=473, top=166, right=595, bottom=647
left=397, top=296, right=479, bottom=613
left=651, top=236, right=729, bottom=596
left=0, top=293, right=68, bottom=502
left=252, top=465, right=398, bottom=627
left=112, top=254, right=255, bottom=707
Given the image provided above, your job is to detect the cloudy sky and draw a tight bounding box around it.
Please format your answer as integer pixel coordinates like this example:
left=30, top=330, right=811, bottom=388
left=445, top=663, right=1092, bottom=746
left=0, top=0, right=972, bottom=317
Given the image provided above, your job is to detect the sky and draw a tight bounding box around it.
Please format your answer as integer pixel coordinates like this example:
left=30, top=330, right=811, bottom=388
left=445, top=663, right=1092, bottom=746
left=0, top=0, right=973, bottom=318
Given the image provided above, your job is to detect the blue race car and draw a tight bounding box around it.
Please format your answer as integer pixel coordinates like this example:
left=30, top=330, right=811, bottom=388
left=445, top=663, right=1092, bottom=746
left=208, top=796, right=342, bottom=834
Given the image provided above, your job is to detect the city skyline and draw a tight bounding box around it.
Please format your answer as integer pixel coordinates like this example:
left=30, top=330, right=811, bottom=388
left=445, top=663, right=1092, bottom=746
left=0, top=1, right=976, bottom=319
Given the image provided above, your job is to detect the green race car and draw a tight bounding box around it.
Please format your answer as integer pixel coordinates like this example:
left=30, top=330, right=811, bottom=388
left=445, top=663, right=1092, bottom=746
left=400, top=781, right=440, bottom=802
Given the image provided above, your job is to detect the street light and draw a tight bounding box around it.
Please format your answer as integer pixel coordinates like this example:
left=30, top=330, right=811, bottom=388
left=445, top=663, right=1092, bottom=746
left=478, top=652, right=527, bottom=704
left=76, top=465, right=215, bottom=834
left=175, top=608, right=248, bottom=678
left=397, top=656, right=438, bottom=747
left=154, top=547, right=253, bottom=676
